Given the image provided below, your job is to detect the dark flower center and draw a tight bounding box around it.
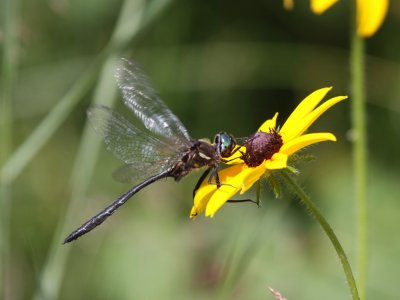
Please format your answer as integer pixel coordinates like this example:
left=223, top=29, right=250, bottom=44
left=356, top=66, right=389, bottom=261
left=242, top=130, right=283, bottom=167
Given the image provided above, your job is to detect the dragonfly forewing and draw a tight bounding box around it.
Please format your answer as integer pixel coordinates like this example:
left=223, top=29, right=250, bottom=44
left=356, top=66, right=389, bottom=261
left=112, top=159, right=180, bottom=183
left=87, top=105, right=184, bottom=173
left=115, top=58, right=192, bottom=148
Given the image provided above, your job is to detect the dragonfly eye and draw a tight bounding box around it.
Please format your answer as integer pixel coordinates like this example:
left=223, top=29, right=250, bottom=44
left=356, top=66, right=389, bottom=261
left=215, top=132, right=236, bottom=158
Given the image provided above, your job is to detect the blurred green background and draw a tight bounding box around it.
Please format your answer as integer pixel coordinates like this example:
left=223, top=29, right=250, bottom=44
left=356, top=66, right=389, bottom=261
left=1, top=0, right=400, bottom=299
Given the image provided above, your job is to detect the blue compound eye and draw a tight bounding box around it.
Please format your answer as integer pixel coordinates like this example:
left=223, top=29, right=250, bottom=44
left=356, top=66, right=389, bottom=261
left=215, top=132, right=236, bottom=158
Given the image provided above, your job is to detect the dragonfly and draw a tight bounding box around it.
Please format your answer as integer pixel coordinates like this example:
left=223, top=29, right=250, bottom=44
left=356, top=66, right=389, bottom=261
left=63, top=59, right=240, bottom=243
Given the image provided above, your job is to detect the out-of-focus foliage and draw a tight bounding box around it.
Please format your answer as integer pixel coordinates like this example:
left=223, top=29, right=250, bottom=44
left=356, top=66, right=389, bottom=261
left=2, top=0, right=400, bottom=299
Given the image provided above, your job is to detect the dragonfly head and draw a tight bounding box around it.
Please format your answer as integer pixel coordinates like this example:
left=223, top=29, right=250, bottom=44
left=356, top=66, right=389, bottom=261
left=214, top=132, right=237, bottom=158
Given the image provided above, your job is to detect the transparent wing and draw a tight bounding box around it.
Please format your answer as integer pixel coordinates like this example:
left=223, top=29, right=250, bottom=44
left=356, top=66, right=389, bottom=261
left=87, top=105, right=184, bottom=180
left=112, top=163, right=172, bottom=183
left=235, top=136, right=250, bottom=145
left=115, top=58, right=192, bottom=147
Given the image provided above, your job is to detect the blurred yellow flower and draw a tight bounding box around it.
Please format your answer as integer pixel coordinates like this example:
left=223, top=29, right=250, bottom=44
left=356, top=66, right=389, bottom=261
left=190, top=87, right=347, bottom=218
left=311, top=0, right=389, bottom=37
left=283, top=0, right=294, bottom=10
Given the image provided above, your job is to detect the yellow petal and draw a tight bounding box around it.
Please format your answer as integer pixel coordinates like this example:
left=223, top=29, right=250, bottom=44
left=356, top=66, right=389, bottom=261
left=280, top=132, right=336, bottom=155
left=280, top=87, right=332, bottom=142
left=239, top=164, right=267, bottom=194
left=287, top=95, right=347, bottom=140
left=357, top=0, right=388, bottom=37
left=190, top=206, right=201, bottom=219
left=190, top=182, right=217, bottom=218
left=225, top=145, right=246, bottom=165
left=192, top=164, right=244, bottom=217
left=258, top=113, right=279, bottom=133
left=205, top=184, right=241, bottom=218
left=311, top=0, right=339, bottom=14
left=205, top=164, right=265, bottom=217
left=264, top=152, right=288, bottom=169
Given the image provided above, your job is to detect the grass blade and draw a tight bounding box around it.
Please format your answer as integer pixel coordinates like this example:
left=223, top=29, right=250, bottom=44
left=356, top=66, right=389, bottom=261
left=0, top=0, right=19, bottom=297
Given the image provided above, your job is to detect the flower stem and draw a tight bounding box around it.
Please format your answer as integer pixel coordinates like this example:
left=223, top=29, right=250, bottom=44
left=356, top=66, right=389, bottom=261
left=282, top=171, right=360, bottom=300
left=350, top=8, right=368, bottom=300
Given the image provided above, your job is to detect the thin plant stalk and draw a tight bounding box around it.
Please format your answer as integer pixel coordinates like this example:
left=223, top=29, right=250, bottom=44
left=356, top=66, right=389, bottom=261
left=0, top=0, right=18, bottom=298
left=32, top=57, right=119, bottom=300
left=33, top=0, right=173, bottom=299
left=0, top=55, right=105, bottom=186
left=350, top=5, right=368, bottom=300
left=282, top=171, right=360, bottom=300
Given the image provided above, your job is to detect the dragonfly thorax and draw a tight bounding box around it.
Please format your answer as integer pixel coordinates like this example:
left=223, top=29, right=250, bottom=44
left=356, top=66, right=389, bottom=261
left=170, top=140, right=220, bottom=181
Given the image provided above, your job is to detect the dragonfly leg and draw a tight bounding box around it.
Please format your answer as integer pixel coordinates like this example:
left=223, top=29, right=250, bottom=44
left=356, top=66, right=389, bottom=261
left=227, top=199, right=260, bottom=207
left=221, top=150, right=245, bottom=164
left=208, top=166, right=235, bottom=189
left=193, top=167, right=212, bottom=199
left=208, top=165, right=239, bottom=189
left=193, top=165, right=238, bottom=198
left=227, top=180, right=261, bottom=207
left=210, top=166, right=221, bottom=188
left=221, top=134, right=259, bottom=164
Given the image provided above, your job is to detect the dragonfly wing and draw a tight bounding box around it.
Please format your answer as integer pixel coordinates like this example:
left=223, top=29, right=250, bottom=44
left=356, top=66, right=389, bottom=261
left=87, top=105, right=183, bottom=176
left=235, top=136, right=250, bottom=145
left=115, top=58, right=192, bottom=147
left=112, top=162, right=176, bottom=183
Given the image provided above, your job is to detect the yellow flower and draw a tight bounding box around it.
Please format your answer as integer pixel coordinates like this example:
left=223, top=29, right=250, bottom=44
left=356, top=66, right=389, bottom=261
left=310, top=0, right=389, bottom=37
left=283, top=0, right=294, bottom=10
left=190, top=87, right=347, bottom=218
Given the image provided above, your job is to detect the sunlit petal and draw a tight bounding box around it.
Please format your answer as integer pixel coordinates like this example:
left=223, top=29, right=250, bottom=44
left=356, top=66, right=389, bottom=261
left=190, top=183, right=217, bottom=218
left=282, top=95, right=346, bottom=142
left=225, top=145, right=246, bottom=165
left=239, top=164, right=266, bottom=194
left=205, top=164, right=265, bottom=217
left=258, top=113, right=279, bottom=132
left=205, top=185, right=240, bottom=218
left=265, top=152, right=288, bottom=170
left=280, top=87, right=332, bottom=141
left=357, top=0, right=389, bottom=37
left=311, top=0, right=339, bottom=14
left=280, top=132, right=336, bottom=155
left=192, top=164, right=245, bottom=217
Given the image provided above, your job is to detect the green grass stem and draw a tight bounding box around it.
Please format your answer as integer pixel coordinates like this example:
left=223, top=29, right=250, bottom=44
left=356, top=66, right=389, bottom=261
left=32, top=1, right=173, bottom=299
left=0, top=0, right=19, bottom=297
left=32, top=57, right=119, bottom=300
left=0, top=56, right=104, bottom=186
left=350, top=8, right=368, bottom=300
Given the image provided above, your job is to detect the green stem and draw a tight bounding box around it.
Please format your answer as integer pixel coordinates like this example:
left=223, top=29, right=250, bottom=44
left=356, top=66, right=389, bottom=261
left=350, top=7, right=368, bottom=300
left=32, top=57, right=119, bottom=300
left=0, top=0, right=18, bottom=298
left=282, top=171, right=360, bottom=300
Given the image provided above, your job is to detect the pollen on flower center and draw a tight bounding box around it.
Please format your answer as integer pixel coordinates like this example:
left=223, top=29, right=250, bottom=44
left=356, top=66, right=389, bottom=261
left=242, top=130, right=283, bottom=167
